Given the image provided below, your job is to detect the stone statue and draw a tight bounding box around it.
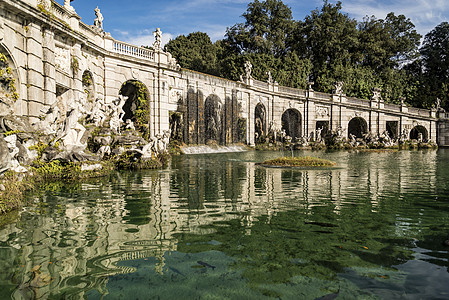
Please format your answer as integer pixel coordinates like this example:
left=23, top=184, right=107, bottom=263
left=153, top=28, right=162, bottom=51
left=418, top=132, right=423, bottom=143
left=94, top=7, right=103, bottom=30
left=435, top=98, right=441, bottom=111
left=55, top=99, right=87, bottom=149
left=267, top=71, right=273, bottom=84
left=109, top=95, right=126, bottom=134
left=125, top=119, right=135, bottom=131
left=89, top=96, right=107, bottom=127
left=334, top=81, right=344, bottom=95
left=244, top=61, right=252, bottom=79
left=371, top=88, right=382, bottom=102
left=64, top=0, right=75, bottom=12
left=349, top=133, right=356, bottom=145
left=315, top=127, right=323, bottom=142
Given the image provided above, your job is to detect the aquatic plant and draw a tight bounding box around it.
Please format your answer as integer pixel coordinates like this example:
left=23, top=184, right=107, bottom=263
left=259, top=156, right=336, bottom=167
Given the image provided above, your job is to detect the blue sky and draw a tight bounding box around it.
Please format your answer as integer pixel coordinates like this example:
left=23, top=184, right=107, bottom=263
left=56, top=0, right=449, bottom=47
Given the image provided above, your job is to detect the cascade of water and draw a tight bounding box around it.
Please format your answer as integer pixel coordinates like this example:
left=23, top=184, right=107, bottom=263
left=181, top=145, right=248, bottom=154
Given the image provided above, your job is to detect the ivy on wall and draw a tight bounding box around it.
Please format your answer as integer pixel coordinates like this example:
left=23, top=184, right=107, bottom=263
left=0, top=52, right=19, bottom=101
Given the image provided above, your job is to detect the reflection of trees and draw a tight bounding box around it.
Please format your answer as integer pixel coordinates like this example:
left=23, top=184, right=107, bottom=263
left=0, top=150, right=447, bottom=298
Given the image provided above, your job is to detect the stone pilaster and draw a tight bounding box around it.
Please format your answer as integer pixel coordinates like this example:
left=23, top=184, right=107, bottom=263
left=42, top=28, right=56, bottom=106
left=26, top=22, right=45, bottom=117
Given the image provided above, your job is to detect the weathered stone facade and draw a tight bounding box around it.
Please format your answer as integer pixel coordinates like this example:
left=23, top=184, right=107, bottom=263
left=0, top=0, right=443, bottom=147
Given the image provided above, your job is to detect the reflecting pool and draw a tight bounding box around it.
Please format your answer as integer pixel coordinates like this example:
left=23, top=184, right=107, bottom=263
left=1, top=150, right=449, bottom=299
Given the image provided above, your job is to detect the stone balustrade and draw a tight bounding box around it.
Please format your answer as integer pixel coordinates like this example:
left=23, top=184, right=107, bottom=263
left=111, top=40, right=155, bottom=61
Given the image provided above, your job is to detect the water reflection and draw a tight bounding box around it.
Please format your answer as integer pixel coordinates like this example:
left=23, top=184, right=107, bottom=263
left=0, top=150, right=448, bottom=298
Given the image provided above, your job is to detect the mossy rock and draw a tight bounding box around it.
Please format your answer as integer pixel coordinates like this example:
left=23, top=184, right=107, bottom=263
left=257, top=156, right=336, bottom=168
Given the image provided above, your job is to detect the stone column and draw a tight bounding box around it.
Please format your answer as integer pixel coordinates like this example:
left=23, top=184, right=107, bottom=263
left=26, top=22, right=45, bottom=118
left=42, top=28, right=56, bottom=107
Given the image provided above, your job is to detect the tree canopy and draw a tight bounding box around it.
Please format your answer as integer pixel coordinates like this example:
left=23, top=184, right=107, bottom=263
left=164, top=0, right=447, bottom=110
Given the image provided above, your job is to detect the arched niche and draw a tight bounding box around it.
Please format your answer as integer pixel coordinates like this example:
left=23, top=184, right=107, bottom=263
left=348, top=117, right=368, bottom=138
left=204, top=94, right=222, bottom=144
left=281, top=108, right=302, bottom=140
left=0, top=44, right=20, bottom=115
left=82, top=70, right=95, bottom=103
left=119, top=80, right=150, bottom=130
left=254, top=103, right=266, bottom=143
left=409, top=125, right=428, bottom=141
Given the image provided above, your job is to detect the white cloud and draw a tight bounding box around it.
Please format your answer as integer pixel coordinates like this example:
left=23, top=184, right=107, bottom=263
left=340, top=0, right=449, bottom=36
left=116, top=29, right=173, bottom=48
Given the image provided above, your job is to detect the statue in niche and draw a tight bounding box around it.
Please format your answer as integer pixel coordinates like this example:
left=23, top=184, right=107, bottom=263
left=315, top=127, right=323, bottom=142
left=94, top=7, right=103, bottom=30
left=255, top=117, right=264, bottom=142
left=418, top=132, right=423, bottom=143
left=244, top=61, right=252, bottom=79
left=109, top=95, right=126, bottom=134
left=153, top=28, right=162, bottom=51
left=170, top=112, right=183, bottom=142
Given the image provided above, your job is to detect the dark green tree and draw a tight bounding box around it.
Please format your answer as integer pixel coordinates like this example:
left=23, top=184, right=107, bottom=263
left=164, top=32, right=219, bottom=76
left=420, top=22, right=449, bottom=109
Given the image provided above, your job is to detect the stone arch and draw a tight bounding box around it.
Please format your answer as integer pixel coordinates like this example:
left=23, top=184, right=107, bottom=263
left=82, top=70, right=95, bottom=103
left=204, top=94, right=222, bottom=144
left=254, top=103, right=266, bottom=143
left=0, top=43, right=20, bottom=115
left=119, top=80, right=150, bottom=129
left=348, top=117, right=368, bottom=138
left=281, top=108, right=302, bottom=140
left=410, top=125, right=428, bottom=141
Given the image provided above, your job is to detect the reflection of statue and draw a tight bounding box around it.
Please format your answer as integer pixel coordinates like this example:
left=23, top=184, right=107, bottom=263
left=153, top=28, right=162, bottom=51
left=94, top=7, right=103, bottom=30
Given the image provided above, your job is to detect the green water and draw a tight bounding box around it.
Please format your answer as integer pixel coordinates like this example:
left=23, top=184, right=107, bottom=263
left=1, top=150, right=449, bottom=299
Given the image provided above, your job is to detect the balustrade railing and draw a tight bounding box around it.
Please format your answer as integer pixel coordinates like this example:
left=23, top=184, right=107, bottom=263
left=384, top=103, right=401, bottom=112
left=279, top=86, right=306, bottom=97
left=253, top=79, right=268, bottom=89
left=314, top=91, right=332, bottom=100
left=112, top=41, right=154, bottom=61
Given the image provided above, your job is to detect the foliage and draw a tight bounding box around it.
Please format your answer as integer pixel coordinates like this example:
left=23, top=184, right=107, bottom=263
left=259, top=156, right=336, bottom=167
left=0, top=172, right=34, bottom=214
left=418, top=22, right=449, bottom=110
left=115, top=152, right=170, bottom=170
left=0, top=52, right=19, bottom=101
left=121, top=81, right=150, bottom=136
left=82, top=71, right=93, bottom=87
left=164, top=0, right=449, bottom=108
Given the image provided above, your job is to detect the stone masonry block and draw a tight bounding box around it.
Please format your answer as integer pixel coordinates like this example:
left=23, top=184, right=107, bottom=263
left=27, top=54, right=44, bottom=74
left=27, top=69, right=44, bottom=87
